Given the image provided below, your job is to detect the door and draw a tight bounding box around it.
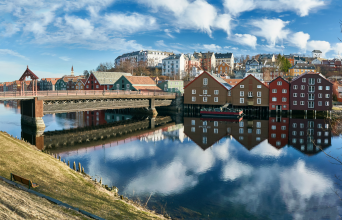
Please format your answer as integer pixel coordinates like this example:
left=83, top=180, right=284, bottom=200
left=277, top=105, right=282, bottom=111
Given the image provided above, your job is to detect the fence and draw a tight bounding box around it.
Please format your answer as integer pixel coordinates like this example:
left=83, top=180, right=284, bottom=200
left=0, top=90, right=176, bottom=98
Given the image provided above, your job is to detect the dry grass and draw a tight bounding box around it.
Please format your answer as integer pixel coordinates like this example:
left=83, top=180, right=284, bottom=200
left=0, top=180, right=90, bottom=220
left=0, top=132, right=165, bottom=220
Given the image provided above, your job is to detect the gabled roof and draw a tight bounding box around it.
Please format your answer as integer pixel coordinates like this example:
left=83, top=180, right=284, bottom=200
left=268, top=76, right=290, bottom=85
left=223, top=79, right=242, bottom=86
left=246, top=59, right=260, bottom=65
left=231, top=74, right=269, bottom=89
left=124, top=76, right=156, bottom=85
left=77, top=79, right=87, bottom=85
left=291, top=71, right=332, bottom=85
left=215, top=52, right=233, bottom=59
left=184, top=71, right=232, bottom=90
left=312, top=50, right=322, bottom=53
left=289, top=63, right=315, bottom=69
left=19, top=66, right=39, bottom=81
left=92, top=71, right=132, bottom=85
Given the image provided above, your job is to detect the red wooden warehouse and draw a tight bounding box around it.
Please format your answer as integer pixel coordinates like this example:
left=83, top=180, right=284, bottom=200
left=269, top=76, right=290, bottom=112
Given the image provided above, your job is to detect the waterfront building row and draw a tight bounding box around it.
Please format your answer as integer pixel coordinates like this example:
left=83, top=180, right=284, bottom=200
left=184, top=71, right=333, bottom=112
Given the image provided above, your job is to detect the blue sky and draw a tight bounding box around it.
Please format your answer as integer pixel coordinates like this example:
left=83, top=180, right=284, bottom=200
left=0, top=0, right=341, bottom=81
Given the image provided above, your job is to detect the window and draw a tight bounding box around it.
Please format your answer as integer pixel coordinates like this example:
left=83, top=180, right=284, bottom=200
left=203, top=121, right=207, bottom=126
left=293, top=131, right=297, bottom=135
left=214, top=121, right=218, bottom=127
left=281, top=134, right=286, bottom=138
left=191, top=120, right=195, bottom=125
left=96, top=85, right=99, bottom=88
left=239, top=136, right=244, bottom=140
left=281, top=126, right=286, bottom=130
left=293, top=85, right=298, bottom=89
left=203, top=78, right=208, bottom=85
left=214, top=97, right=218, bottom=102
left=272, top=89, right=277, bottom=93
left=247, top=91, right=253, bottom=97
left=308, top=94, right=314, bottom=100
left=192, top=97, right=196, bottom=102
left=293, top=138, right=297, bottom=144
left=326, top=86, right=330, bottom=90
left=300, top=131, right=304, bottom=136
left=299, top=139, right=304, bottom=144
left=203, top=137, right=207, bottom=144
left=240, top=85, right=244, bottom=88
left=86, top=85, right=89, bottom=88
left=257, top=85, right=262, bottom=88
left=192, top=89, right=196, bottom=94
left=309, top=78, right=315, bottom=85
left=318, top=93, right=322, bottom=98
left=272, top=97, right=277, bottom=102
left=248, top=128, right=252, bottom=133
left=282, top=97, right=287, bottom=102
left=256, top=122, right=261, bottom=128
left=203, top=128, right=207, bottom=133
left=293, top=123, right=297, bottom=128
left=324, top=139, right=328, bottom=144
left=239, top=121, right=244, bottom=127
left=240, top=98, right=244, bottom=103
left=308, top=86, right=315, bottom=92
left=214, top=128, right=218, bottom=134
left=293, top=101, right=297, bottom=105
left=256, top=129, right=261, bottom=134
left=300, top=93, right=305, bottom=97
left=257, top=98, right=261, bottom=104
left=126, top=84, right=130, bottom=90
left=293, top=93, right=297, bottom=97
left=301, top=85, right=305, bottom=90
left=257, top=91, right=261, bottom=97
left=325, top=101, right=329, bottom=106
left=272, top=105, right=275, bottom=108
left=282, top=89, right=287, bottom=93
left=203, top=97, right=207, bottom=102
left=283, top=105, right=287, bottom=108
left=325, top=94, right=330, bottom=98
left=325, top=124, right=329, bottom=129
left=277, top=81, right=282, bottom=85
left=240, top=91, right=244, bottom=97
left=203, top=90, right=207, bottom=94
left=271, top=125, right=276, bottom=130
left=256, top=137, right=261, bottom=141
left=317, top=131, right=321, bottom=136
left=318, top=101, right=322, bottom=106
left=317, top=139, right=321, bottom=144
left=302, top=78, right=306, bottom=83
left=325, top=131, right=329, bottom=136
left=214, top=90, right=219, bottom=95
left=228, top=90, right=231, bottom=96
left=239, top=128, right=244, bottom=134
left=317, top=124, right=322, bottom=128
left=300, top=123, right=304, bottom=128
left=308, top=101, right=314, bottom=108
left=318, top=86, right=322, bottom=90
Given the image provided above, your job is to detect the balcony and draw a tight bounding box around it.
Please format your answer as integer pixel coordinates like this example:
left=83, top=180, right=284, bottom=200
left=247, top=101, right=254, bottom=106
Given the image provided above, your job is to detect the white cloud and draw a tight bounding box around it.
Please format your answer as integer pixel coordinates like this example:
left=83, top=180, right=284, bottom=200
left=229, top=33, right=257, bottom=49
left=202, top=44, right=222, bottom=51
left=0, top=49, right=28, bottom=60
left=333, top=43, right=342, bottom=57
left=250, top=140, right=286, bottom=158
left=221, top=159, right=253, bottom=181
left=65, top=16, right=94, bottom=37
left=213, top=14, right=232, bottom=36
left=164, top=29, right=174, bottom=38
left=104, top=13, right=157, bottom=33
left=155, top=40, right=167, bottom=48
left=59, top=56, right=71, bottom=61
left=222, top=0, right=325, bottom=17
left=251, top=18, right=290, bottom=47
left=289, top=31, right=310, bottom=52
left=307, top=40, right=331, bottom=56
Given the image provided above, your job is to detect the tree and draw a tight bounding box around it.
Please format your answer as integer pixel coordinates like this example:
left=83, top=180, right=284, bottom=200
left=83, top=70, right=90, bottom=78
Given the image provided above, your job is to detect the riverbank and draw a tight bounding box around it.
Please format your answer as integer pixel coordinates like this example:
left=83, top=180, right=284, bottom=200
left=0, top=131, right=166, bottom=220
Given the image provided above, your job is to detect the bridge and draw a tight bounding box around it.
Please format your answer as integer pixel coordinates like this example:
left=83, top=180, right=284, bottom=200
left=21, top=116, right=174, bottom=151
left=0, top=90, right=175, bottom=129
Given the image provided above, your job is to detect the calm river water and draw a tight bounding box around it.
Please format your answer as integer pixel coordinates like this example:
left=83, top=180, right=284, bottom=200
left=1, top=100, right=342, bottom=219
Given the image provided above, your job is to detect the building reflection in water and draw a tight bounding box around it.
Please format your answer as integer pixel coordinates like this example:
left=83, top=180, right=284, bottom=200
left=184, top=116, right=332, bottom=155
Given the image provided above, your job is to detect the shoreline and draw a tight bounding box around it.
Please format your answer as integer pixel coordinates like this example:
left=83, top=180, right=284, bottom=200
left=0, top=131, right=168, bottom=220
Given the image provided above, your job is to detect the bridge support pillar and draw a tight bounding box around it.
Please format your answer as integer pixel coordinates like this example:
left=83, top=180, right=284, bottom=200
left=150, top=118, right=155, bottom=129
left=149, top=98, right=158, bottom=117
left=20, top=98, right=45, bottom=130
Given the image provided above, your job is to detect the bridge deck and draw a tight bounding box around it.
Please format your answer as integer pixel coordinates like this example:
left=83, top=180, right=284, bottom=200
left=0, top=90, right=176, bottom=101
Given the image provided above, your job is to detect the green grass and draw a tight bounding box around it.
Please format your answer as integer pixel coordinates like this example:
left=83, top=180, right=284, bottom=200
left=0, top=132, right=164, bottom=220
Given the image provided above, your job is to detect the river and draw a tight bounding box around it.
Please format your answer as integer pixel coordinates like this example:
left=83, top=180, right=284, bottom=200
left=1, top=100, right=342, bottom=219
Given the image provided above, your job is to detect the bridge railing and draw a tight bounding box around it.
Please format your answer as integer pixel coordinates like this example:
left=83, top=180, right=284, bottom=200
left=0, top=90, right=176, bottom=98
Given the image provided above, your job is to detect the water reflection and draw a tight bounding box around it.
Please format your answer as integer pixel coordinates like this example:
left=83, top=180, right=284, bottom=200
left=0, top=101, right=341, bottom=219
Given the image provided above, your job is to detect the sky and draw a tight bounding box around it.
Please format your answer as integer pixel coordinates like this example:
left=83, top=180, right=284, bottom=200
left=0, top=0, right=342, bottom=81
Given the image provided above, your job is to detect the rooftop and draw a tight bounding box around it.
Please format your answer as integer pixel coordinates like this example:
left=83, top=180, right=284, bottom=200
left=93, top=71, right=132, bottom=85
